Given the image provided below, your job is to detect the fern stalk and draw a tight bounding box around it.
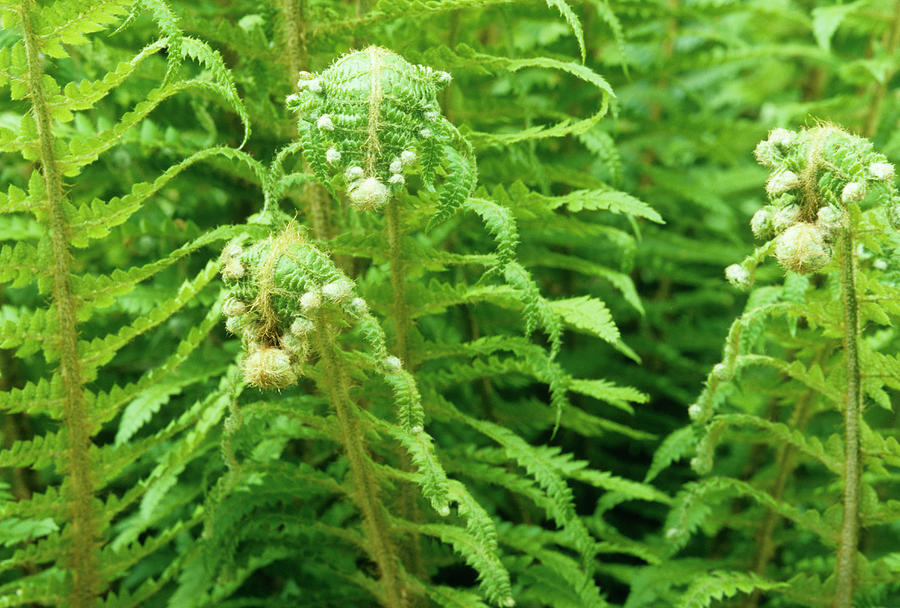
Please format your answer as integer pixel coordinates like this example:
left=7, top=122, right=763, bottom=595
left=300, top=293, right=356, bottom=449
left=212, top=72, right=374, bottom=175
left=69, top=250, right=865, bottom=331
left=312, top=316, right=407, bottom=608
left=19, top=1, right=100, bottom=605
left=386, top=199, right=411, bottom=364
left=833, top=228, right=862, bottom=608
left=384, top=197, right=428, bottom=591
left=280, top=0, right=333, bottom=241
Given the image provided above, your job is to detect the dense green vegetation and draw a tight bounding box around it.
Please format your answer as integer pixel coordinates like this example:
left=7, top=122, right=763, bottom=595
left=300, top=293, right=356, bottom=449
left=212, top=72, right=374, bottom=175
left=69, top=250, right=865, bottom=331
left=1, top=1, right=899, bottom=606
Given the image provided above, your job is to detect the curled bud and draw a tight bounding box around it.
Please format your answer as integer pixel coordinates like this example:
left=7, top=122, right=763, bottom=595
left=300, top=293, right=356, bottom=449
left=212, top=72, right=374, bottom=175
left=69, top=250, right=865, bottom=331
left=326, top=147, right=341, bottom=164
left=290, top=317, right=314, bottom=337
left=768, top=128, right=797, bottom=148
left=816, top=206, right=842, bottom=234
left=888, top=203, right=900, bottom=230
left=345, top=166, right=365, bottom=181
left=750, top=207, right=774, bottom=239
left=389, top=159, right=403, bottom=174
left=322, top=279, right=353, bottom=301
left=688, top=404, right=702, bottom=421
left=774, top=223, right=832, bottom=274
left=874, top=258, right=888, bottom=270
left=222, top=258, right=245, bottom=280
left=712, top=362, right=732, bottom=381
left=316, top=114, right=334, bottom=131
left=388, top=174, right=405, bottom=186
left=420, top=128, right=432, bottom=138
left=242, top=346, right=298, bottom=389
left=725, top=264, right=751, bottom=289
left=348, top=177, right=390, bottom=210
left=300, top=291, right=321, bottom=312
left=350, top=297, right=368, bottom=315
left=222, top=242, right=244, bottom=260
left=222, top=297, right=247, bottom=317
left=868, top=162, right=895, bottom=181
left=754, top=140, right=777, bottom=168
left=385, top=356, right=403, bottom=371
left=766, top=170, right=801, bottom=196
left=772, top=203, right=801, bottom=234
left=225, top=315, right=243, bottom=335
left=400, top=150, right=417, bottom=165
left=841, top=181, right=866, bottom=203
left=297, top=75, right=322, bottom=93
left=281, top=333, right=308, bottom=358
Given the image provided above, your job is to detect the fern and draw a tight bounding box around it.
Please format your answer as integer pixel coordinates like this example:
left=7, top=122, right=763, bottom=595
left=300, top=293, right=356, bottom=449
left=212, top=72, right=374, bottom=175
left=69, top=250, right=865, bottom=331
left=15, top=1, right=899, bottom=607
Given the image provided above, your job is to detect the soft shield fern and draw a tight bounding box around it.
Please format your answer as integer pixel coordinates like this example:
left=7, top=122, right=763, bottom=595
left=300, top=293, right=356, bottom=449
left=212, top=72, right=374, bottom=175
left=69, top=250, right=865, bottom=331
left=189, top=31, right=667, bottom=605
left=650, top=126, right=900, bottom=607
left=0, top=1, right=259, bottom=605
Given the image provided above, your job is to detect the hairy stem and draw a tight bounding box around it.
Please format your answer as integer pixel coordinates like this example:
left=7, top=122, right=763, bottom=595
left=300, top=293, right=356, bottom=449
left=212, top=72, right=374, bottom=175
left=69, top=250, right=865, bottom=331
left=386, top=199, right=410, bottom=364
left=313, top=320, right=407, bottom=608
left=280, top=0, right=333, bottom=241
left=385, top=198, right=427, bottom=592
left=833, top=228, right=862, bottom=608
left=19, top=1, right=99, bottom=604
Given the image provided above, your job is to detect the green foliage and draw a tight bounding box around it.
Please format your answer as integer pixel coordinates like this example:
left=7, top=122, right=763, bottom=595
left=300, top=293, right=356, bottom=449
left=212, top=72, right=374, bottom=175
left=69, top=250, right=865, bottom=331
left=3, top=0, right=900, bottom=607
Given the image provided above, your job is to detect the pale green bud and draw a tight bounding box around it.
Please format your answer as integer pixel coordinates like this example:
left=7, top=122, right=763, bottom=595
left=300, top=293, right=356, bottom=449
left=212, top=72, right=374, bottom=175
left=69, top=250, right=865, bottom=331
left=348, top=177, right=390, bottom=210
left=868, top=162, right=895, bottom=181
left=750, top=207, right=773, bottom=239
left=774, top=223, right=832, bottom=274
left=242, top=346, right=297, bottom=389
left=766, top=170, right=800, bottom=196
left=725, top=264, right=751, bottom=289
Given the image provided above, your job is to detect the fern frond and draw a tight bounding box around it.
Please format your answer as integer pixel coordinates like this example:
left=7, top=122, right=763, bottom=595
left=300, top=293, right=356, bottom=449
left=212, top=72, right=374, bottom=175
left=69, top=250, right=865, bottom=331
left=676, top=571, right=787, bottom=608
left=36, top=0, right=132, bottom=58
left=418, top=44, right=610, bottom=95
left=77, top=261, right=218, bottom=379
left=66, top=148, right=262, bottom=248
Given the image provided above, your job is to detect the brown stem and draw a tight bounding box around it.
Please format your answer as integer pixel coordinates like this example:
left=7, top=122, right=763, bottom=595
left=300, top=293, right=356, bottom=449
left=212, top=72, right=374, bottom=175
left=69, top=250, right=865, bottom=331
left=385, top=199, right=410, bottom=364
left=313, top=320, right=407, bottom=608
left=280, top=0, right=334, bottom=242
left=19, top=1, right=99, bottom=604
left=833, top=228, right=862, bottom=608
left=384, top=198, right=428, bottom=593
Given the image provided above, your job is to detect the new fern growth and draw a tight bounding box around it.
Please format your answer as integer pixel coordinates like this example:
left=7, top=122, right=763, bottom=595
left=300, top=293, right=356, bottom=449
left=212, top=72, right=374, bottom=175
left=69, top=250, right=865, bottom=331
left=0, top=1, right=258, bottom=605
left=1, top=2, right=682, bottom=606
left=655, top=126, right=900, bottom=607
left=287, top=45, right=475, bottom=227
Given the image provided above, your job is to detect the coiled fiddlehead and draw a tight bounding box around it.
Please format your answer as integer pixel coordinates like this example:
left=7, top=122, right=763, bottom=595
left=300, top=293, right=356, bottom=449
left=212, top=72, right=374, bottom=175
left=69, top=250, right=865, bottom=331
left=726, top=125, right=898, bottom=284
left=287, top=46, right=476, bottom=224
left=717, top=125, right=899, bottom=607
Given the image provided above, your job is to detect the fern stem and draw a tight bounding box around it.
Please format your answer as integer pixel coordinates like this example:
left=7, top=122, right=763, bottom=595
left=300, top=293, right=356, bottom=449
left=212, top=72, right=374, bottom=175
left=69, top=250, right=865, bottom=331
left=19, top=1, right=99, bottom=605
left=386, top=199, right=410, bottom=364
left=280, top=0, right=333, bottom=242
left=833, top=228, right=862, bottom=608
left=313, top=320, right=407, bottom=608
left=384, top=198, right=429, bottom=592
